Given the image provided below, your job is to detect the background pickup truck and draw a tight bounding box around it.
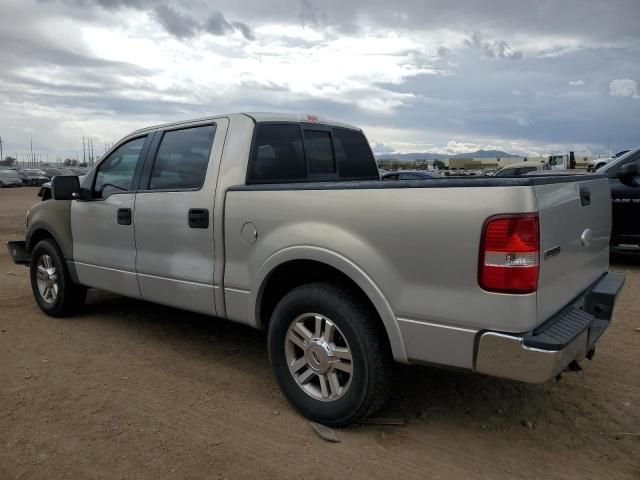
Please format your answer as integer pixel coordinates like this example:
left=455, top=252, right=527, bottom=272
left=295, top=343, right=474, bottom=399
left=7, top=113, right=624, bottom=426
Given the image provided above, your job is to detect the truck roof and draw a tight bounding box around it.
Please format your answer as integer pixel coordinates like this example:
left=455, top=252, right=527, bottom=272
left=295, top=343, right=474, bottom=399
left=130, top=112, right=361, bottom=136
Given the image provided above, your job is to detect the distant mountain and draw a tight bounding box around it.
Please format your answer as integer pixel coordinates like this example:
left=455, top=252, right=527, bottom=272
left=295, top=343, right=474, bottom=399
left=375, top=149, right=519, bottom=161
left=374, top=152, right=443, bottom=161
left=450, top=150, right=519, bottom=158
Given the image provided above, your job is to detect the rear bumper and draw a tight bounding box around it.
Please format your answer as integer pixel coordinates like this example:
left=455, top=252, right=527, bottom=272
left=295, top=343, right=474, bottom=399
left=474, top=272, right=625, bottom=383
left=6, top=241, right=30, bottom=265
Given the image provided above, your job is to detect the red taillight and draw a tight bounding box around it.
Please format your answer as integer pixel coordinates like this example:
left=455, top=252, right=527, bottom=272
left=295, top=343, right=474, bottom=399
left=479, top=214, right=539, bottom=294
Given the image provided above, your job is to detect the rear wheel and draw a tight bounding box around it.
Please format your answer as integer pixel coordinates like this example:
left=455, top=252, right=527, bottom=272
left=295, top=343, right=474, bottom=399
left=267, top=282, right=391, bottom=427
left=30, top=239, right=86, bottom=317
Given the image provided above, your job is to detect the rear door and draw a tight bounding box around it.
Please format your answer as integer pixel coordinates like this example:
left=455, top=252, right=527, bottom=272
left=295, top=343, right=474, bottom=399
left=133, top=119, right=227, bottom=316
left=534, top=176, right=611, bottom=322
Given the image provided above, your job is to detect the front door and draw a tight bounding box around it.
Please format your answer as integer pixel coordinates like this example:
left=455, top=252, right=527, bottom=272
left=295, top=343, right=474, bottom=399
left=133, top=122, right=222, bottom=315
left=71, top=135, right=150, bottom=297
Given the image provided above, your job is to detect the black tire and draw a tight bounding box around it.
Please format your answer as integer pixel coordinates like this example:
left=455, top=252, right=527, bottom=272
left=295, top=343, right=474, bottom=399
left=30, top=239, right=87, bottom=317
left=267, top=282, right=392, bottom=427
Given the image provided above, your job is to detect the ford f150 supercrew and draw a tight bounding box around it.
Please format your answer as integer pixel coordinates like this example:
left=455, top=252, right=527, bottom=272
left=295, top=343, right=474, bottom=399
left=7, top=113, right=624, bottom=426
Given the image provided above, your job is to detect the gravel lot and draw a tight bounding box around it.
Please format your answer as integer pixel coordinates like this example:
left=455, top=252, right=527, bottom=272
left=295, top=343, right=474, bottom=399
left=1, top=187, right=639, bottom=479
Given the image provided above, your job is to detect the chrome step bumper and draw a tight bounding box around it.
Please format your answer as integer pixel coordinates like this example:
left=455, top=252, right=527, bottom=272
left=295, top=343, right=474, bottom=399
left=474, top=272, right=625, bottom=383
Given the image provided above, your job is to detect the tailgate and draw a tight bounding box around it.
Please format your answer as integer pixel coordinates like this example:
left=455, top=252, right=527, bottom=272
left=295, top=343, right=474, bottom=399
left=535, top=177, right=611, bottom=323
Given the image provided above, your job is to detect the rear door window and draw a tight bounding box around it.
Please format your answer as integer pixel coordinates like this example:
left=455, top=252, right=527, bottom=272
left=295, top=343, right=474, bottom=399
left=304, top=130, right=336, bottom=176
left=247, top=123, right=378, bottom=183
left=149, top=125, right=215, bottom=190
left=333, top=128, right=379, bottom=180
left=248, top=124, right=307, bottom=183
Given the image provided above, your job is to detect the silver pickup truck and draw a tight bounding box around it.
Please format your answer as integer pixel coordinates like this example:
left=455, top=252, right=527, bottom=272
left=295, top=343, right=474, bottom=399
left=7, top=113, right=624, bottom=426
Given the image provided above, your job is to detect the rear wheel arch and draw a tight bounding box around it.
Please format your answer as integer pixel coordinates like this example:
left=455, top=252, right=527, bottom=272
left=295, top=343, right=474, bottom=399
left=267, top=281, right=392, bottom=426
left=252, top=248, right=408, bottom=363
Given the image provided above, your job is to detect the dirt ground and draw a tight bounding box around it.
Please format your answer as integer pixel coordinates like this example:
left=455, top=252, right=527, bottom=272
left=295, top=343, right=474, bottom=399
left=0, top=187, right=638, bottom=480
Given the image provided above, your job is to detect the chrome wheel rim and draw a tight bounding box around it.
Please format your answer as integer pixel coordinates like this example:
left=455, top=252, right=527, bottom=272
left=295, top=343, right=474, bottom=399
left=36, top=254, right=58, bottom=304
left=285, top=313, right=353, bottom=402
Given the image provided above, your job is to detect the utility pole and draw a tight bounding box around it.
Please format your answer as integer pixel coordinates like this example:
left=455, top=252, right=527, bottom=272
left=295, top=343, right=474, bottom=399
left=30, top=138, right=34, bottom=167
left=0, top=136, right=3, bottom=163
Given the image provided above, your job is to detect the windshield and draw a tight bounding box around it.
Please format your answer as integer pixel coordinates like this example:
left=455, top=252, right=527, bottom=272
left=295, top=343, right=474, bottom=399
left=0, top=170, right=20, bottom=178
left=23, top=169, right=45, bottom=175
left=598, top=147, right=640, bottom=174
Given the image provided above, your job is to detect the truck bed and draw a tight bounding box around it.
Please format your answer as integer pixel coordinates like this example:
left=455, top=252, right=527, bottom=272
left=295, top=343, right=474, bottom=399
left=224, top=173, right=610, bottom=368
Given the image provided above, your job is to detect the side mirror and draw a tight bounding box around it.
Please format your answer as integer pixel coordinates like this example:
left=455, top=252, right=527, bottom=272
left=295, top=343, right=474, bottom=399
left=617, top=163, right=639, bottom=186
left=51, top=176, right=81, bottom=200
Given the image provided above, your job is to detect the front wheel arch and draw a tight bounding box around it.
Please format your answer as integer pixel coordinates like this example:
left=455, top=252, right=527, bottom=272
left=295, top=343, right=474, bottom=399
left=30, top=239, right=86, bottom=317
left=26, top=228, right=56, bottom=253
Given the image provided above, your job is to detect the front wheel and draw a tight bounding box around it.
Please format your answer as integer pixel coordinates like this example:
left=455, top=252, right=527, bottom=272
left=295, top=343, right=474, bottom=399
left=267, top=282, right=391, bottom=427
left=30, top=239, right=87, bottom=317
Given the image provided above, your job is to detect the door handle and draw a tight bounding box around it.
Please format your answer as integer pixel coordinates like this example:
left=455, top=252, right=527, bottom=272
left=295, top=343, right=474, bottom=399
left=188, top=208, right=209, bottom=229
left=579, top=187, right=591, bottom=207
left=117, top=208, right=132, bottom=225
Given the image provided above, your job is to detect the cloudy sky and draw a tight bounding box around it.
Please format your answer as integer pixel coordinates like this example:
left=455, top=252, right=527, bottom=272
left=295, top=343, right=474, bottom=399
left=1, top=0, right=639, bottom=160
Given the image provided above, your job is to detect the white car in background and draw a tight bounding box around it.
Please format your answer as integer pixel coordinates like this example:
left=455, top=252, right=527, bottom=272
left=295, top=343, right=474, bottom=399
left=492, top=162, right=545, bottom=177
left=588, top=150, right=631, bottom=172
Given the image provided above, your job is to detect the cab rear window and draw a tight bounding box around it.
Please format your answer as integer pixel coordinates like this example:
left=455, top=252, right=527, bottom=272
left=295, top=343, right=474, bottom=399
left=247, top=123, right=378, bottom=184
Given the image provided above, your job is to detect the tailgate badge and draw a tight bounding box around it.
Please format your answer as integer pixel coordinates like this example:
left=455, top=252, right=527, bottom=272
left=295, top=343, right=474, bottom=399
left=580, top=228, right=593, bottom=247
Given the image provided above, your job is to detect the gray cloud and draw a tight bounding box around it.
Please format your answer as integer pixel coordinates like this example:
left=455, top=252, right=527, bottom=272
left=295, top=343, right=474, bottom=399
left=465, top=32, right=522, bottom=60
left=152, top=4, right=255, bottom=40
left=153, top=4, right=197, bottom=37
left=42, top=0, right=256, bottom=39
left=204, top=10, right=255, bottom=40
left=299, top=0, right=328, bottom=27
left=609, top=79, right=640, bottom=99
left=4, top=0, right=640, bottom=158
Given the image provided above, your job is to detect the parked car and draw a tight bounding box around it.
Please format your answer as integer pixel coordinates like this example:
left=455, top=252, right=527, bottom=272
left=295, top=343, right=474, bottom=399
left=7, top=113, right=624, bottom=426
left=20, top=169, right=50, bottom=186
left=41, top=167, right=77, bottom=179
left=381, top=170, right=441, bottom=180
left=596, top=147, right=640, bottom=249
left=587, top=150, right=631, bottom=172
left=0, top=169, right=24, bottom=187
left=493, top=162, right=544, bottom=177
